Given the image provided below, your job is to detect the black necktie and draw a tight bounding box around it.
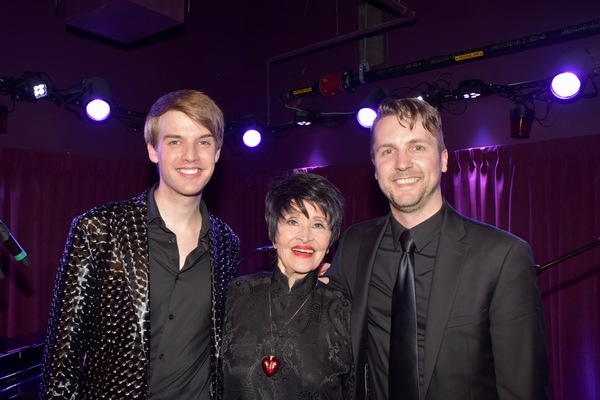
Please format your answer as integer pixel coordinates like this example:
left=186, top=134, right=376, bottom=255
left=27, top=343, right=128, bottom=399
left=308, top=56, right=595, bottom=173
left=389, top=230, right=420, bottom=399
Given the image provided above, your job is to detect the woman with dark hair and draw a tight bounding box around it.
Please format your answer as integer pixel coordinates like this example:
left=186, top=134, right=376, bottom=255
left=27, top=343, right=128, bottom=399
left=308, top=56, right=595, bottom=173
left=221, top=171, right=353, bottom=399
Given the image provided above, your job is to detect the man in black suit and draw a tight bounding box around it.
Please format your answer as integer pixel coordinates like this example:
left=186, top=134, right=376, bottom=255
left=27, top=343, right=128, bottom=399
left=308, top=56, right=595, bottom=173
left=326, top=98, right=548, bottom=399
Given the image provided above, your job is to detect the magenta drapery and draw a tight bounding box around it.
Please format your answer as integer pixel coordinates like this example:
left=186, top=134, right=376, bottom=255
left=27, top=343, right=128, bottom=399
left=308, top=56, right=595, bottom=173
left=444, top=138, right=600, bottom=399
left=0, top=148, right=157, bottom=339
left=1, top=135, right=599, bottom=399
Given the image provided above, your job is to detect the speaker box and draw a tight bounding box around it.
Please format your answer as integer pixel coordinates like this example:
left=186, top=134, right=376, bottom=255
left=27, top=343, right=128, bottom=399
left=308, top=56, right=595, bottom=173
left=66, top=0, right=185, bottom=44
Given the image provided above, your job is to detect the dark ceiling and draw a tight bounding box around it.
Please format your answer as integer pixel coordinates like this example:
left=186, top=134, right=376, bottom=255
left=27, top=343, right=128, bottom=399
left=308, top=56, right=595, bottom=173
left=1, top=0, right=600, bottom=175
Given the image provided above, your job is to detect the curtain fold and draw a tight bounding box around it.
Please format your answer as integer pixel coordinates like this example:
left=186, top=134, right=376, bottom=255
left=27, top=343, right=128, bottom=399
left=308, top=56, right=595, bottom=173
left=0, top=147, right=156, bottom=338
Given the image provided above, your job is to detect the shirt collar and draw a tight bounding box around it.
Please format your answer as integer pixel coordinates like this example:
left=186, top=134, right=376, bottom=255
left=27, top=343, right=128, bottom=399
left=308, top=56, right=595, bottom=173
left=147, top=182, right=162, bottom=225
left=147, top=182, right=212, bottom=239
left=389, top=202, right=446, bottom=252
left=271, top=265, right=319, bottom=295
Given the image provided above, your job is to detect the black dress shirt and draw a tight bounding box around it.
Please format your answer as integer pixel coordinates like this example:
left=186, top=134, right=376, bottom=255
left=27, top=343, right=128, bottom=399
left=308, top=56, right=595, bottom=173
left=367, top=204, right=444, bottom=399
left=221, top=267, right=354, bottom=399
left=147, top=186, right=212, bottom=400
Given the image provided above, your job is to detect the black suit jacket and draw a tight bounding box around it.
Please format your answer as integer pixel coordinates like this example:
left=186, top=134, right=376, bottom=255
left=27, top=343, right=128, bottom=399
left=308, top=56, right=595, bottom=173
left=327, top=203, right=548, bottom=400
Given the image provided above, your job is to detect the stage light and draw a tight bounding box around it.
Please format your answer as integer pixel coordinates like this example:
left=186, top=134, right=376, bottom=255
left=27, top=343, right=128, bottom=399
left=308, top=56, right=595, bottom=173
left=82, top=77, right=111, bottom=122
left=356, top=107, right=377, bottom=129
left=32, top=83, right=47, bottom=99
left=356, top=88, right=390, bottom=129
left=509, top=104, right=535, bottom=139
left=86, top=99, right=111, bottom=122
left=416, top=85, right=443, bottom=109
left=224, top=114, right=267, bottom=152
left=458, top=79, right=485, bottom=99
left=236, top=114, right=265, bottom=148
left=11, top=74, right=48, bottom=102
left=549, top=72, right=582, bottom=101
left=294, top=110, right=313, bottom=126
left=242, top=128, right=261, bottom=147
left=548, top=49, right=592, bottom=102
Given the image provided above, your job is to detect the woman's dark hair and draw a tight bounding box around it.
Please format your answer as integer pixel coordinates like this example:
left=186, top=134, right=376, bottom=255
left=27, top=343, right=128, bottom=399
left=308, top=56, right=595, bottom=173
left=265, top=171, right=345, bottom=246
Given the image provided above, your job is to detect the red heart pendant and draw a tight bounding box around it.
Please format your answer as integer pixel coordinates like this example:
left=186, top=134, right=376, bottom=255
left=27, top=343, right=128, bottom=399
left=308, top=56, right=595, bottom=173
left=261, top=355, right=281, bottom=377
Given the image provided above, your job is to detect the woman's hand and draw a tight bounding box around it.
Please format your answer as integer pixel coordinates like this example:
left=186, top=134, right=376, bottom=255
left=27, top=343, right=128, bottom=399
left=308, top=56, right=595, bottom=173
left=317, top=262, right=330, bottom=284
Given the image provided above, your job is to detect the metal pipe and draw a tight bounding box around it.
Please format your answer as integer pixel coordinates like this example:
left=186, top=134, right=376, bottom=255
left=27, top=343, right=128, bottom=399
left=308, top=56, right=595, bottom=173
left=268, top=14, right=416, bottom=66
left=265, top=8, right=416, bottom=123
left=284, top=19, right=600, bottom=101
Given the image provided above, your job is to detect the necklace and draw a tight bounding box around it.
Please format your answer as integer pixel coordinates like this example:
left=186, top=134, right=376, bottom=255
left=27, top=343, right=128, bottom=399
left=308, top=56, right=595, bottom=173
left=262, top=280, right=318, bottom=377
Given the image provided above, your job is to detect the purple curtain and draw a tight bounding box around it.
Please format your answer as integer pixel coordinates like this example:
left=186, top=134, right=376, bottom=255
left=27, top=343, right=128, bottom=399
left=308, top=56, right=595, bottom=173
left=0, top=147, right=156, bottom=338
left=443, top=137, right=600, bottom=399
left=1, top=135, right=599, bottom=399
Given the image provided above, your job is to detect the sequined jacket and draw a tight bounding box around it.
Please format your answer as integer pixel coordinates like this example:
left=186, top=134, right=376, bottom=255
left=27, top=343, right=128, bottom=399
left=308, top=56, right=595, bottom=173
left=40, top=189, right=240, bottom=400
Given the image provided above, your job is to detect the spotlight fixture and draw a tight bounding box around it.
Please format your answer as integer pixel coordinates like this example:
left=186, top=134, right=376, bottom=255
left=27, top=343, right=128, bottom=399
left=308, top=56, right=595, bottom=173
left=356, top=108, right=378, bottom=129
left=1, top=72, right=148, bottom=131
left=356, top=88, right=390, bottom=129
left=11, top=73, right=49, bottom=102
left=509, top=104, right=535, bottom=139
left=226, top=114, right=265, bottom=150
left=242, top=128, right=262, bottom=147
left=549, top=72, right=583, bottom=101
left=416, top=85, right=443, bottom=109
left=458, top=79, right=486, bottom=99
left=548, top=48, right=593, bottom=102
left=81, top=77, right=112, bottom=122
left=294, top=110, right=313, bottom=126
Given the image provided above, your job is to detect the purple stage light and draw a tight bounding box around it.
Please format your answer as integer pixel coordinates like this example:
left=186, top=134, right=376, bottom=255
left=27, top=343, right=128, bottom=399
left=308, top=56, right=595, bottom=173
left=242, top=129, right=261, bottom=148
left=550, top=72, right=582, bottom=101
left=356, top=107, right=377, bottom=129
left=85, top=98, right=111, bottom=122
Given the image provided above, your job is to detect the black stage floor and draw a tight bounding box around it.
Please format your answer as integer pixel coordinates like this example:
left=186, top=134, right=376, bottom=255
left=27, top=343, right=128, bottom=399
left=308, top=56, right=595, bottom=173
left=0, top=331, right=44, bottom=399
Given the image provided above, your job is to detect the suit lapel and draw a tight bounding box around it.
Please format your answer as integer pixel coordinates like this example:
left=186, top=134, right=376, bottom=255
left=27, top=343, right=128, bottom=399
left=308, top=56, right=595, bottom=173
left=351, top=217, right=388, bottom=365
left=422, top=206, right=469, bottom=397
left=124, top=192, right=151, bottom=359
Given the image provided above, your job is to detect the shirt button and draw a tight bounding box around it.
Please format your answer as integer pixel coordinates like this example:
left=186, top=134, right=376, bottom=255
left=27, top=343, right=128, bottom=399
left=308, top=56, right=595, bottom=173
left=175, top=274, right=180, bottom=281
left=159, top=353, right=165, bottom=360
left=169, top=314, right=174, bottom=320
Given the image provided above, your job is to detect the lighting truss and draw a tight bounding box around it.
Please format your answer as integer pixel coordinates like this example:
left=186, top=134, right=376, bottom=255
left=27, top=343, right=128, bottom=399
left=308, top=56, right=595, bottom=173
left=0, top=72, right=147, bottom=132
left=272, top=62, right=599, bottom=138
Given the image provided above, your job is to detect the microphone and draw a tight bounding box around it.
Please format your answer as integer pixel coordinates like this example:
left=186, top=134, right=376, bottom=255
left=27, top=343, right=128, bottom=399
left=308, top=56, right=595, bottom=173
left=255, top=245, right=274, bottom=252
left=0, top=219, right=31, bottom=266
left=236, top=245, right=274, bottom=266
